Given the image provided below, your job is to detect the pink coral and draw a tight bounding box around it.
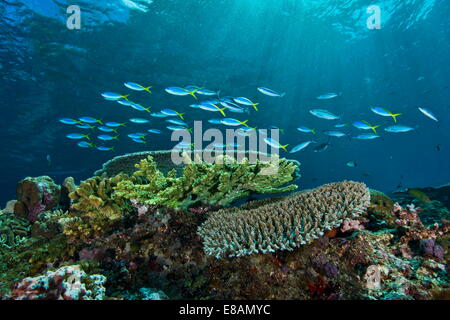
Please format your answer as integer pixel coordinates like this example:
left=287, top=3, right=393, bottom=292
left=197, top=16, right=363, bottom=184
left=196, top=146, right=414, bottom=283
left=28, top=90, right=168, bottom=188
left=393, top=202, right=423, bottom=227
left=12, top=265, right=106, bottom=300
left=340, top=219, right=365, bottom=233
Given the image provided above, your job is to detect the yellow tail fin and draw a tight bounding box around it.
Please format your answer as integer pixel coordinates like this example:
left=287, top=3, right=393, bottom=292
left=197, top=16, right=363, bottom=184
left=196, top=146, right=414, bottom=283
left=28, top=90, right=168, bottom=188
left=312, top=128, right=317, bottom=134
left=371, top=125, right=380, bottom=134
left=178, top=112, right=185, bottom=120
left=188, top=90, right=198, bottom=100
left=281, top=144, right=289, bottom=152
left=392, top=113, right=402, bottom=123
left=253, top=103, right=259, bottom=111
left=122, top=94, right=130, bottom=101
left=241, top=120, right=249, bottom=127
left=144, top=106, right=151, bottom=113
left=84, top=134, right=91, bottom=140
left=144, top=86, right=152, bottom=94
left=219, top=108, right=226, bottom=117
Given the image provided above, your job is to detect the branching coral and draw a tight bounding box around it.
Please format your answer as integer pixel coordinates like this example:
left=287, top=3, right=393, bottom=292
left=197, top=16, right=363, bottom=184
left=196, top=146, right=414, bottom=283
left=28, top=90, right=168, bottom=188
left=60, top=175, right=130, bottom=242
left=198, top=181, right=371, bottom=258
left=113, top=154, right=298, bottom=209
left=0, top=212, right=31, bottom=249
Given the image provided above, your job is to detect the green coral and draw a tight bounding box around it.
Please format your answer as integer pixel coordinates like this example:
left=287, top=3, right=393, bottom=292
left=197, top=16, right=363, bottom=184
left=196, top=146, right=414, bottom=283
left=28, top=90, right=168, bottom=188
left=61, top=175, right=131, bottom=242
left=114, top=154, right=299, bottom=208
left=0, top=211, right=31, bottom=249
left=0, top=234, right=78, bottom=296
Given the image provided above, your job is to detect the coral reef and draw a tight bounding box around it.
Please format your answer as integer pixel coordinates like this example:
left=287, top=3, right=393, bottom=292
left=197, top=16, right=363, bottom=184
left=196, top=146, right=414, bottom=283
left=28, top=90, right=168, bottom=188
left=61, top=175, right=131, bottom=242
left=11, top=265, right=106, bottom=300
left=113, top=154, right=299, bottom=209
left=198, top=181, right=370, bottom=258
left=0, top=163, right=448, bottom=300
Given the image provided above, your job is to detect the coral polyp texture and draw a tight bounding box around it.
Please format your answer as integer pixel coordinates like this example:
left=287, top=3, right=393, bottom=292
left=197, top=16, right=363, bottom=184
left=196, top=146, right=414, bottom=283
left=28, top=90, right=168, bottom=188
left=198, top=181, right=371, bottom=258
left=61, top=175, right=130, bottom=242
left=113, top=154, right=299, bottom=208
left=11, top=265, right=106, bottom=300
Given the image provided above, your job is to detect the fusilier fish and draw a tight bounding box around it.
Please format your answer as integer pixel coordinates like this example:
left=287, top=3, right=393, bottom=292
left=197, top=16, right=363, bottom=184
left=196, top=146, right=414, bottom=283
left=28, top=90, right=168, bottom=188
left=290, top=141, right=314, bottom=153
left=257, top=87, right=285, bottom=97
left=418, top=107, right=438, bottom=122
left=124, top=82, right=152, bottom=93
left=309, top=109, right=340, bottom=120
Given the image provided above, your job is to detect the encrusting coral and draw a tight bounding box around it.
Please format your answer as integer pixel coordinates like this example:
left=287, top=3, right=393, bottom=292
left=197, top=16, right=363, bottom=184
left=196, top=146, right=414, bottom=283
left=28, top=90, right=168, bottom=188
left=11, top=265, right=106, bottom=300
left=113, top=153, right=299, bottom=209
left=198, top=181, right=371, bottom=258
left=60, top=175, right=130, bottom=242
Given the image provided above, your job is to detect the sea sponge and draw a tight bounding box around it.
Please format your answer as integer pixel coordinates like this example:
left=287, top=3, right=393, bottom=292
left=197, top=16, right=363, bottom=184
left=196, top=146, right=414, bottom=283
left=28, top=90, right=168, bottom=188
left=113, top=153, right=299, bottom=209
left=198, top=181, right=371, bottom=258
left=14, top=176, right=61, bottom=222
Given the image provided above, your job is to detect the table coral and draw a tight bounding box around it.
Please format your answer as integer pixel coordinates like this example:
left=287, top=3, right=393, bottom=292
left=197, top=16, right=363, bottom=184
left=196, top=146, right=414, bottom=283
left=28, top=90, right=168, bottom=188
left=113, top=154, right=299, bottom=209
left=198, top=181, right=370, bottom=258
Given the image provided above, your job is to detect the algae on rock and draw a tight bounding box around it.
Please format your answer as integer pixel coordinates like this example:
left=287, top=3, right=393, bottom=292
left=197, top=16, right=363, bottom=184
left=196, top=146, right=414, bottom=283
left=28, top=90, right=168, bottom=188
left=113, top=154, right=299, bottom=209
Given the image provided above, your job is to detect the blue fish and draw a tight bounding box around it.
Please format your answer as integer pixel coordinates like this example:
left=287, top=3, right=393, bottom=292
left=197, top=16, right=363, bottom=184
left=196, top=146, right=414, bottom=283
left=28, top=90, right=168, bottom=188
left=309, top=109, right=340, bottom=120
left=66, top=133, right=90, bottom=140
left=76, top=123, right=95, bottom=129
left=77, top=141, right=95, bottom=148
left=97, top=146, right=115, bottom=151
left=130, top=118, right=150, bottom=124
left=353, top=121, right=380, bottom=134
left=105, top=121, right=126, bottom=128
left=161, top=109, right=185, bottom=119
left=147, top=129, right=162, bottom=134
left=317, top=93, right=339, bottom=100
left=150, top=112, right=170, bottom=118
left=165, top=87, right=197, bottom=99
left=59, top=118, right=80, bottom=125
left=324, top=131, right=346, bottom=138
left=257, top=87, right=285, bottom=97
left=354, top=134, right=380, bottom=140
left=98, top=134, right=119, bottom=141
left=384, top=125, right=415, bottom=133
left=297, top=126, right=316, bottom=134
left=124, top=82, right=152, bottom=93
left=233, top=97, right=259, bottom=111
left=290, top=141, right=314, bottom=153
left=101, top=92, right=129, bottom=101
left=79, top=116, right=102, bottom=124
left=98, top=126, right=118, bottom=133
left=264, top=138, right=288, bottom=151
left=166, top=119, right=187, bottom=126
left=132, top=138, right=146, bottom=144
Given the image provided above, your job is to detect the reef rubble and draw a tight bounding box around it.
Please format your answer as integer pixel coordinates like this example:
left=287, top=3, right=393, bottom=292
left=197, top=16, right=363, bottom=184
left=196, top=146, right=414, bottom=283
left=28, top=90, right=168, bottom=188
left=0, top=152, right=448, bottom=300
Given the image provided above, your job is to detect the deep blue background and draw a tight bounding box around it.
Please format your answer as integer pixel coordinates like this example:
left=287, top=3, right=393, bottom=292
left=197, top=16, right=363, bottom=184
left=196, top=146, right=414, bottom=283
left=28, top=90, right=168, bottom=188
left=0, top=0, right=449, bottom=207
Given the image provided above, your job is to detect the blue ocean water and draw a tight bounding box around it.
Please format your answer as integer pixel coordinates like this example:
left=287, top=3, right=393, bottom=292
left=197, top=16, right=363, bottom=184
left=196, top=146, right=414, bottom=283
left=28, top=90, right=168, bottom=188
left=0, top=0, right=449, bottom=206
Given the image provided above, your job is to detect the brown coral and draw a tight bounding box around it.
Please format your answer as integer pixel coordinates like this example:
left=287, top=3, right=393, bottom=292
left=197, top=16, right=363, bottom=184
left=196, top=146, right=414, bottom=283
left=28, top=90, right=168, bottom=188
left=198, top=181, right=371, bottom=258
